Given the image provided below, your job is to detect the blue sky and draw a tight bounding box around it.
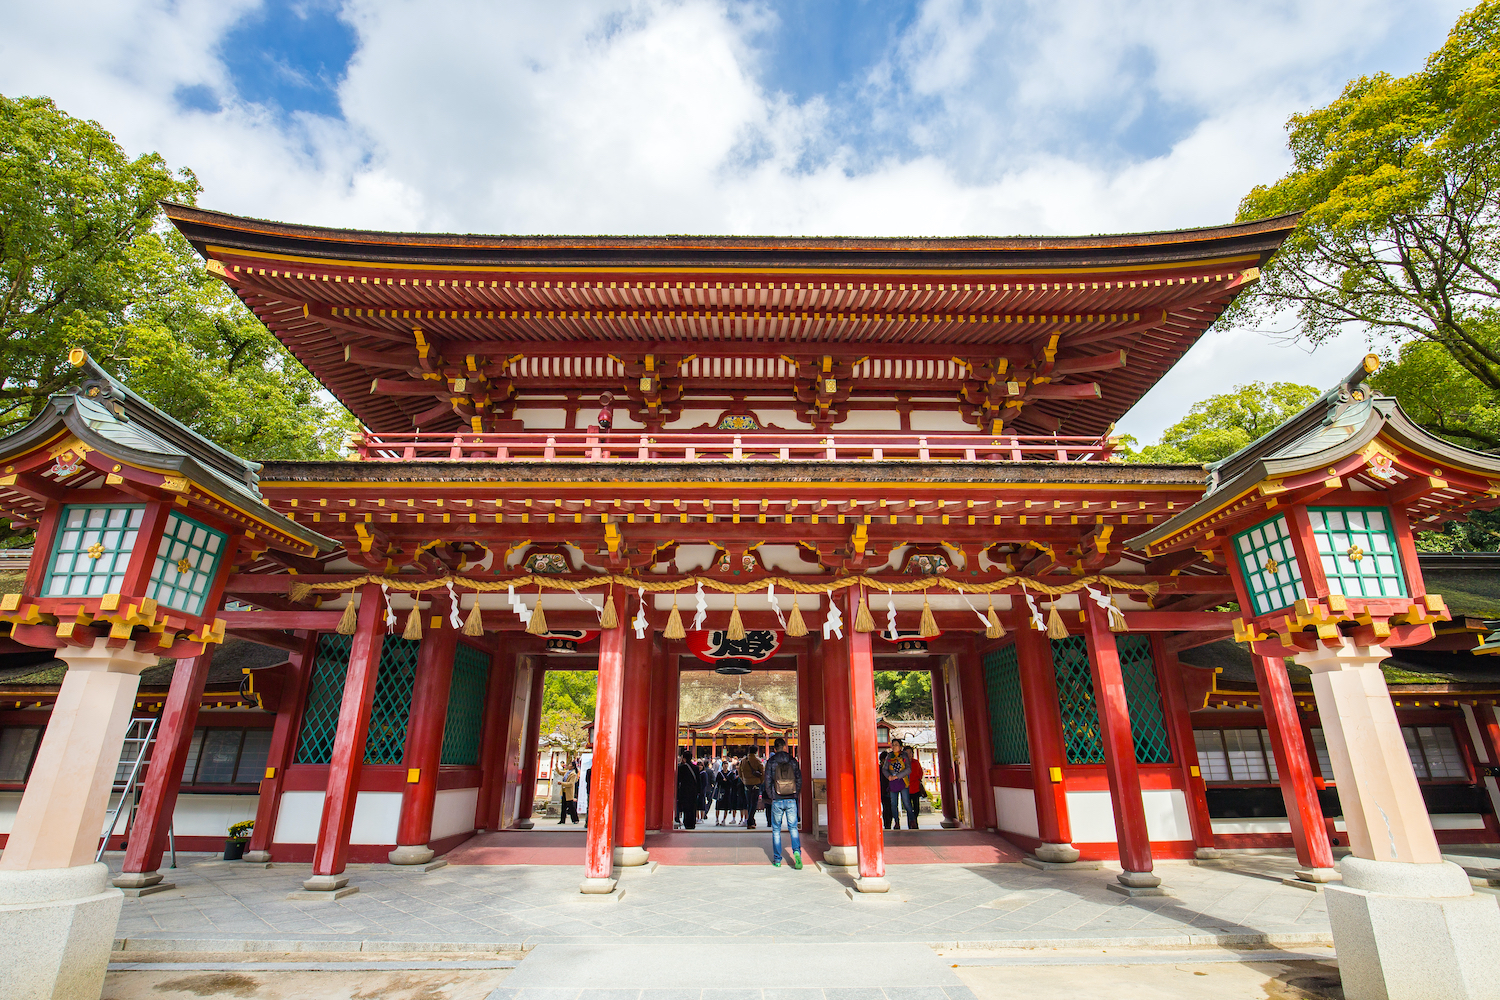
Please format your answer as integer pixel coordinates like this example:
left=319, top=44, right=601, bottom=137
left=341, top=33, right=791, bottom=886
left=0, top=0, right=1471, bottom=439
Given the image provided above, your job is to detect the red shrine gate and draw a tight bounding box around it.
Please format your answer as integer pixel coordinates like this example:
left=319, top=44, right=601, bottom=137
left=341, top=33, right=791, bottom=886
left=7, top=206, right=1497, bottom=919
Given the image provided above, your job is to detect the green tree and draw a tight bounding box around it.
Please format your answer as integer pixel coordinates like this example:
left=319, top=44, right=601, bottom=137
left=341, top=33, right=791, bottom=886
left=0, top=95, right=353, bottom=458
left=1228, top=2, right=1500, bottom=448
left=1120, top=382, right=1322, bottom=464
left=874, top=669, right=932, bottom=718
left=543, top=669, right=597, bottom=719
left=538, top=707, right=592, bottom=758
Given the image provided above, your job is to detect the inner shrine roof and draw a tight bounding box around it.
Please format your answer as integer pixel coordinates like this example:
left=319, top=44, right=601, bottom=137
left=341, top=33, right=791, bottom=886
left=165, top=203, right=1299, bottom=438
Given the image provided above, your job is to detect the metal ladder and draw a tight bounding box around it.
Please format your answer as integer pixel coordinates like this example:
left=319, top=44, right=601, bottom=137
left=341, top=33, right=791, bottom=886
left=97, top=718, right=176, bottom=866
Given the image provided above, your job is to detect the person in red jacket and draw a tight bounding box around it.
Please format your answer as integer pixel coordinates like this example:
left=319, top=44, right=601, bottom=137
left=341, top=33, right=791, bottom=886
left=906, top=753, right=924, bottom=830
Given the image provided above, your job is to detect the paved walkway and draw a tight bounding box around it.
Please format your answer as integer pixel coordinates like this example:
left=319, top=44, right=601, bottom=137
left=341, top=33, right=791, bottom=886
left=446, top=831, right=1021, bottom=867
left=110, top=851, right=1333, bottom=953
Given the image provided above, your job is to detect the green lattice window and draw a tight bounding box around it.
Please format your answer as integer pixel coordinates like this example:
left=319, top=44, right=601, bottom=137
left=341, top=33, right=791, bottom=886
left=1308, top=507, right=1407, bottom=599
left=296, top=634, right=352, bottom=764
left=44, top=504, right=145, bottom=598
left=442, top=643, right=490, bottom=765
left=1117, top=635, right=1172, bottom=764
left=1233, top=515, right=1307, bottom=616
left=1051, top=635, right=1172, bottom=765
left=294, top=634, right=420, bottom=765
left=364, top=638, right=419, bottom=764
left=982, top=644, right=1029, bottom=764
left=146, top=512, right=228, bottom=616
left=1052, top=636, right=1103, bottom=764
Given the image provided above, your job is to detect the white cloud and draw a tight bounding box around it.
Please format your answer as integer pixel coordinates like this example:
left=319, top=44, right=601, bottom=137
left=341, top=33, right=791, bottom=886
left=0, top=0, right=1469, bottom=434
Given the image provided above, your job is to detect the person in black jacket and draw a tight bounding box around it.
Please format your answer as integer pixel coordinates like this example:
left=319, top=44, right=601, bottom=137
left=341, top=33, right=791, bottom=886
left=762, top=737, right=803, bottom=868
left=675, top=748, right=700, bottom=829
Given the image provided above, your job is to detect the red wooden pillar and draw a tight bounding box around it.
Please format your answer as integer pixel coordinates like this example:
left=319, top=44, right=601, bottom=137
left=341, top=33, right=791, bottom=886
left=1253, top=652, right=1336, bottom=877
left=114, top=649, right=215, bottom=889
left=1473, top=704, right=1500, bottom=819
left=955, top=639, right=997, bottom=831
left=798, top=645, right=821, bottom=833
left=660, top=642, right=680, bottom=828
left=391, top=607, right=458, bottom=865
left=613, top=619, right=652, bottom=866
left=928, top=665, right=959, bottom=829
left=246, top=634, right=316, bottom=861
left=582, top=595, right=629, bottom=892
left=645, top=635, right=669, bottom=832
left=1014, top=626, right=1076, bottom=860
left=1156, top=643, right=1217, bottom=857
left=474, top=646, right=517, bottom=831
left=820, top=630, right=857, bottom=864
left=513, top=665, right=546, bottom=828
left=845, top=585, right=889, bottom=890
left=306, top=584, right=386, bottom=891
left=1081, top=601, right=1158, bottom=892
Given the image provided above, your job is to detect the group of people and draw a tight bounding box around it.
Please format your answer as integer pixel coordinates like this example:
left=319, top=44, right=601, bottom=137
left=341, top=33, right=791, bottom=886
left=879, top=738, right=925, bottom=830
left=676, top=741, right=804, bottom=867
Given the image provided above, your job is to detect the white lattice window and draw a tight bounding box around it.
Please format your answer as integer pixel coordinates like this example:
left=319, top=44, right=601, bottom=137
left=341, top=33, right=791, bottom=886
left=1232, top=515, right=1306, bottom=616
left=145, top=513, right=227, bottom=616
left=44, top=505, right=145, bottom=598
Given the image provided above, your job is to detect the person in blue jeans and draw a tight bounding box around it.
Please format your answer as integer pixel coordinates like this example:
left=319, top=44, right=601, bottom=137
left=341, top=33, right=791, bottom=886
left=882, top=739, right=917, bottom=830
left=761, top=737, right=803, bottom=868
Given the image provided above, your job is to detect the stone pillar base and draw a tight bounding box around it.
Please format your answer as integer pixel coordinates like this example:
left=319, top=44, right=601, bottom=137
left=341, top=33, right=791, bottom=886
left=388, top=845, right=436, bottom=866
left=287, top=872, right=359, bottom=900
left=112, top=870, right=176, bottom=897
left=1034, top=842, right=1081, bottom=864
left=0, top=863, right=122, bottom=1000
left=612, top=846, right=650, bottom=867
left=823, top=844, right=858, bottom=867
left=851, top=875, right=891, bottom=893
left=1295, top=867, right=1339, bottom=883
left=517, top=819, right=535, bottom=830
left=579, top=876, right=620, bottom=896
left=1107, top=869, right=1167, bottom=897
left=1193, top=847, right=1222, bottom=860
left=1325, top=858, right=1500, bottom=1000
left=243, top=850, right=271, bottom=864
left=939, top=819, right=959, bottom=829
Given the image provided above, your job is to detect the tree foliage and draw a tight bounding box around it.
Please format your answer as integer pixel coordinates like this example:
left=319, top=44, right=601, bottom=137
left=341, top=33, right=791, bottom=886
left=1119, top=382, right=1321, bottom=464
left=542, top=669, right=597, bottom=720
left=874, top=669, right=932, bottom=719
left=538, top=708, right=592, bottom=758
left=0, top=95, right=353, bottom=459
left=1228, top=2, right=1500, bottom=448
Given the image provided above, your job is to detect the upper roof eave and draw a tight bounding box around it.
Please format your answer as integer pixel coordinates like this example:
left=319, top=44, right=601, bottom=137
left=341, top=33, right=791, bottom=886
left=163, top=202, right=1302, bottom=271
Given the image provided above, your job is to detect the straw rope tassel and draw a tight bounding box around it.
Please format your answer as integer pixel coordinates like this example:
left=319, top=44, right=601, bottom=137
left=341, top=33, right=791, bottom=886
left=1046, top=601, right=1068, bottom=639
left=402, top=592, right=423, bottom=641
left=785, top=596, right=808, bottom=637
left=854, top=593, right=875, bottom=633
left=336, top=595, right=359, bottom=635
left=600, top=586, right=618, bottom=630
left=918, top=596, right=939, bottom=638
left=289, top=581, right=313, bottom=604
left=1108, top=598, right=1129, bottom=633
left=526, top=589, right=548, bottom=635
left=664, top=593, right=686, bottom=640
left=727, top=595, right=746, bottom=641
left=463, top=596, right=484, bottom=637
left=985, top=596, right=1004, bottom=640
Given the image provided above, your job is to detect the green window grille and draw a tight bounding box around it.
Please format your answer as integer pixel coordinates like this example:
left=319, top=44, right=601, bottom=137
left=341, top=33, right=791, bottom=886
left=1052, top=636, right=1104, bottom=764
left=982, top=644, right=1029, bottom=764
left=146, top=512, right=228, bottom=616
left=364, top=637, right=419, bottom=765
left=1051, top=635, right=1173, bottom=765
left=294, top=635, right=420, bottom=765
left=44, top=504, right=145, bottom=598
left=1233, top=514, right=1306, bottom=616
left=441, top=643, right=490, bottom=765
left=1308, top=506, right=1407, bottom=599
left=296, top=634, right=352, bottom=764
left=1116, top=635, right=1172, bottom=764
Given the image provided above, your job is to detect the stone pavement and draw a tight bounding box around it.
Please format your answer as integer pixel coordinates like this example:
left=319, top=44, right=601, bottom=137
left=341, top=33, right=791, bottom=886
left=109, top=852, right=1334, bottom=952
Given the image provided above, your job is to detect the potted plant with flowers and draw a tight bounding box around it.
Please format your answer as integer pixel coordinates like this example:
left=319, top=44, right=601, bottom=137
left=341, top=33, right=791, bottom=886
left=224, top=820, right=254, bottom=860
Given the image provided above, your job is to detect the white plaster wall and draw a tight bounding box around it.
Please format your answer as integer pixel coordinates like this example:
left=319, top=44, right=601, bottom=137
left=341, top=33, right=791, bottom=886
left=350, top=791, right=403, bottom=844
left=1432, top=814, right=1486, bottom=830
left=908, top=411, right=973, bottom=432
left=1064, top=789, right=1193, bottom=842
left=432, top=788, right=478, bottom=841
left=272, top=790, right=324, bottom=843
left=168, top=794, right=259, bottom=837
left=993, top=786, right=1039, bottom=839
left=834, top=410, right=900, bottom=431
left=0, top=791, right=20, bottom=834
left=513, top=408, right=568, bottom=429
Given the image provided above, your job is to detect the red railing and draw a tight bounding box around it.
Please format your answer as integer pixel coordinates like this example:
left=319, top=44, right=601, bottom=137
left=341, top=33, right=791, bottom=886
left=351, top=430, right=1116, bottom=463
